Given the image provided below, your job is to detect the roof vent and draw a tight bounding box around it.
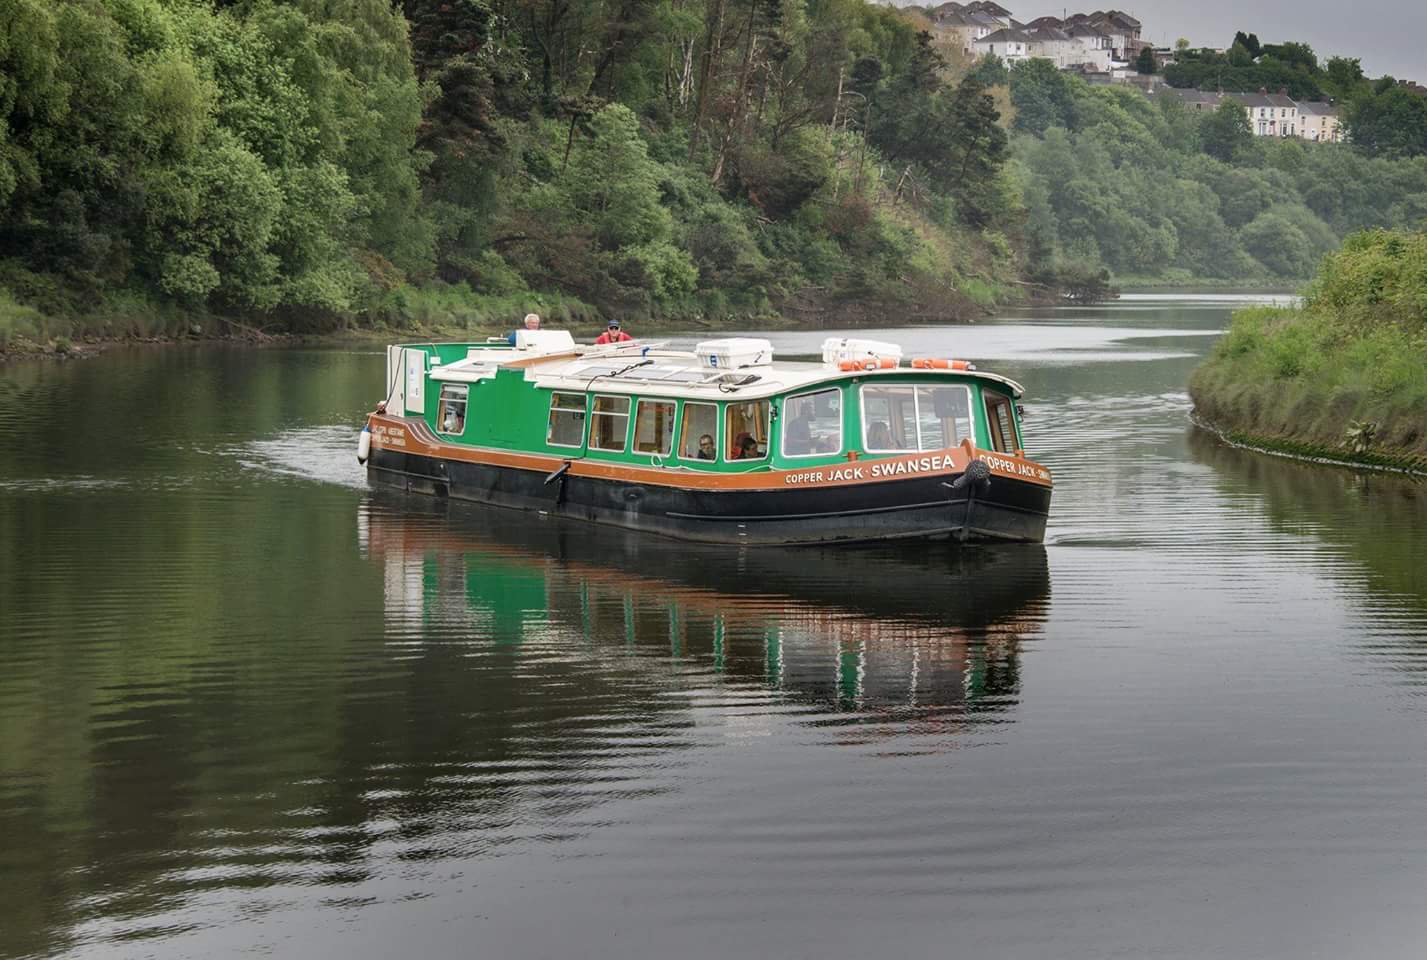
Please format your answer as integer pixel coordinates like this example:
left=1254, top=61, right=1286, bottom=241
left=695, top=338, right=773, bottom=370
left=515, top=330, right=576, bottom=352
left=821, top=337, right=903, bottom=368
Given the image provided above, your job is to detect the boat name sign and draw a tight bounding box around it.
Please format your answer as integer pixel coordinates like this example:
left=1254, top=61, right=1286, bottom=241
left=783, top=453, right=959, bottom=486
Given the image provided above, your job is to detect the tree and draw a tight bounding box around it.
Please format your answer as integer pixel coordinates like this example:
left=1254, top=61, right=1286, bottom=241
left=1135, top=46, right=1156, bottom=75
left=1201, top=98, right=1253, bottom=162
left=1343, top=82, right=1427, bottom=159
left=1008, top=58, right=1075, bottom=135
left=1232, top=31, right=1262, bottom=59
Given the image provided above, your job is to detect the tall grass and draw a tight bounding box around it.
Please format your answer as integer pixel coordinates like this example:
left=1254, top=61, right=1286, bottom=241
left=1190, top=230, right=1427, bottom=459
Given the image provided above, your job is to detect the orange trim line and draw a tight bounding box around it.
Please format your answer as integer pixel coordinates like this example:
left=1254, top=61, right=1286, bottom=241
left=367, top=414, right=1053, bottom=490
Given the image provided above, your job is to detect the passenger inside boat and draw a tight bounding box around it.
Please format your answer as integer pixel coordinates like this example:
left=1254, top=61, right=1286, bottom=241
left=679, top=403, right=719, bottom=461
left=867, top=421, right=893, bottom=450
left=725, top=401, right=769, bottom=461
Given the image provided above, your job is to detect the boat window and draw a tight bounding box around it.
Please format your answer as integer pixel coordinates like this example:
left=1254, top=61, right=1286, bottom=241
left=860, top=384, right=974, bottom=452
left=436, top=384, right=468, bottom=436
left=589, top=395, right=631, bottom=452
left=916, top=385, right=974, bottom=449
left=633, top=399, right=676, bottom=456
left=984, top=391, right=1018, bottom=454
left=861, top=385, right=917, bottom=452
left=679, top=402, right=719, bottom=461
left=547, top=392, right=586, bottom=448
left=725, top=400, right=769, bottom=462
left=782, top=388, right=842, bottom=457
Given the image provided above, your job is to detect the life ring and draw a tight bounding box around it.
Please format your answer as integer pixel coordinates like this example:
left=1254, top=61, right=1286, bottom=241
left=911, top=358, right=974, bottom=371
left=838, top=358, right=898, bottom=371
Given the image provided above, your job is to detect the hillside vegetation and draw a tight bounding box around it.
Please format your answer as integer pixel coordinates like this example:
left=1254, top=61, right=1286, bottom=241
left=1190, top=229, right=1427, bottom=468
left=0, top=0, right=1026, bottom=347
left=4, top=1, right=1427, bottom=352
left=997, top=58, right=1427, bottom=285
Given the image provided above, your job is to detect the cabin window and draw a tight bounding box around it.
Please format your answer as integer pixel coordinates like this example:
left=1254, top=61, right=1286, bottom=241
left=860, top=384, right=974, bottom=452
left=917, top=385, right=974, bottom=449
left=984, top=392, right=1018, bottom=453
left=436, top=384, right=468, bottom=435
left=633, top=399, right=676, bottom=456
left=679, top=402, right=719, bottom=461
left=547, top=392, right=586, bottom=448
left=725, top=400, right=769, bottom=462
left=589, top=395, right=631, bottom=452
left=781, top=388, right=842, bottom=457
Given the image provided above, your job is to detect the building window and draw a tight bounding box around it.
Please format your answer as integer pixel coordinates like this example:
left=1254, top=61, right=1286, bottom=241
left=589, top=395, right=631, bottom=452
left=725, top=401, right=769, bottom=461
left=632, top=399, right=676, bottom=456
left=782, top=388, right=842, bottom=457
left=436, top=384, right=468, bottom=436
left=679, top=402, right=719, bottom=461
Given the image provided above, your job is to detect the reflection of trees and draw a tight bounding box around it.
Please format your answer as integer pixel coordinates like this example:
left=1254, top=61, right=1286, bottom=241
left=1189, top=429, right=1427, bottom=609
left=0, top=415, right=1045, bottom=959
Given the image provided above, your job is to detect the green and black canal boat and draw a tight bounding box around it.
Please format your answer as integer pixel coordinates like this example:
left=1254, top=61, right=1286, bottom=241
left=358, top=331, right=1052, bottom=544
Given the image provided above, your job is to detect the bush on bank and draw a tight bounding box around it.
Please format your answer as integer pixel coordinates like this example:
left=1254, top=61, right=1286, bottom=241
left=1190, top=229, right=1427, bottom=462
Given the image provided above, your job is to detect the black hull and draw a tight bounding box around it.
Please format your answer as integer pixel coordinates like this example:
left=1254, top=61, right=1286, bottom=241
left=367, top=447, right=1050, bottom=545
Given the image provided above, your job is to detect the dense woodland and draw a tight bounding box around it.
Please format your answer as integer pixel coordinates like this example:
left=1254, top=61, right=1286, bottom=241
left=1, top=0, right=1426, bottom=343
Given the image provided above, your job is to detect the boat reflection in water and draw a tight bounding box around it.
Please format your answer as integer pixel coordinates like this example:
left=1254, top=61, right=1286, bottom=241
left=359, top=492, right=1050, bottom=717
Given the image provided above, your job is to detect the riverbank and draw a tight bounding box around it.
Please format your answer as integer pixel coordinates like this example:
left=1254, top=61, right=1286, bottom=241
left=1188, top=229, right=1427, bottom=471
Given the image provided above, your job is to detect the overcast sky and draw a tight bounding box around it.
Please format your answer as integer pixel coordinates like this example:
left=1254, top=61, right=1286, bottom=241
left=918, top=1, right=1427, bottom=82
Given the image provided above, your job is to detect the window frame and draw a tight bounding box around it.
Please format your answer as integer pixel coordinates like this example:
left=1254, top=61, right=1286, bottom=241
left=723, top=400, right=770, bottom=463
left=632, top=398, right=677, bottom=457
left=436, top=383, right=469, bottom=437
left=546, top=391, right=588, bottom=449
left=678, top=401, right=720, bottom=463
left=780, top=387, right=844, bottom=459
left=588, top=394, right=632, bottom=453
left=859, top=383, right=975, bottom=454
left=983, top=390, right=1019, bottom=454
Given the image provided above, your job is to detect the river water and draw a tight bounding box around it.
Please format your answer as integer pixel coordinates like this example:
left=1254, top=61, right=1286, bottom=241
left=3, top=295, right=1427, bottom=959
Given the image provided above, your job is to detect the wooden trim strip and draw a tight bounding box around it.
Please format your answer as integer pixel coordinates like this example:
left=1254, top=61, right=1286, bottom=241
left=368, top=414, right=1053, bottom=490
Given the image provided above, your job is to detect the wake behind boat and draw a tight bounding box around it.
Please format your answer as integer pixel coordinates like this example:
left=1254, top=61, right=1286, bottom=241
left=359, top=331, right=1052, bottom=544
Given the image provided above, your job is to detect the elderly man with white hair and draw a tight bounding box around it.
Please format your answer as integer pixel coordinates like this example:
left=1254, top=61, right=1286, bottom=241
left=507, top=312, right=541, bottom=345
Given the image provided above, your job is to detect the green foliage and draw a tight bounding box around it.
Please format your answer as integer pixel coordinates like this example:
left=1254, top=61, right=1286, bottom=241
left=1343, top=83, right=1427, bottom=159
left=1135, top=47, right=1156, bottom=76
left=1012, top=63, right=1427, bottom=285
left=1201, top=98, right=1253, bottom=162
left=1191, top=230, right=1427, bottom=459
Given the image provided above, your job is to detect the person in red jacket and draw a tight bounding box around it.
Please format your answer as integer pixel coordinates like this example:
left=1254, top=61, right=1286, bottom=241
left=594, top=320, right=634, bottom=344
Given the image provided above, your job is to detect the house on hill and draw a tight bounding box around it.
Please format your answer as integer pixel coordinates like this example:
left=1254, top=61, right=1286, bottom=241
left=1297, top=101, right=1343, bottom=142
left=973, top=27, right=1032, bottom=62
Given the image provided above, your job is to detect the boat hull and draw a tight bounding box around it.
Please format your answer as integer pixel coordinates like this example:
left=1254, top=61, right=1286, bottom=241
left=366, top=444, right=1050, bottom=545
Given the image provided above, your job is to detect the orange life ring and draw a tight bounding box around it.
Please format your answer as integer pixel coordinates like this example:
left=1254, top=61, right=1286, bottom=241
left=911, top=358, right=973, bottom=370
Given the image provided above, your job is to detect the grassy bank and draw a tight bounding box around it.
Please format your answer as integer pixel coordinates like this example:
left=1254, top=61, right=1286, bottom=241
left=1189, top=229, right=1427, bottom=468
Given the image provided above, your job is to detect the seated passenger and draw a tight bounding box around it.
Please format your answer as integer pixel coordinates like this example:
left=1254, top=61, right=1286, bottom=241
left=867, top=421, right=893, bottom=449
left=731, top=433, right=760, bottom=459
left=696, top=434, right=716, bottom=460
left=785, top=411, right=813, bottom=455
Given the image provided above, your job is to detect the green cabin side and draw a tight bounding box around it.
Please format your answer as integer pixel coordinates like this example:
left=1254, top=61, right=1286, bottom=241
left=394, top=343, right=1026, bottom=472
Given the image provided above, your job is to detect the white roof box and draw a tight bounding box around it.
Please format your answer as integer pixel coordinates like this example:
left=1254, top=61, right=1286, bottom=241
left=695, top=338, right=773, bottom=370
left=822, top=337, right=903, bottom=367
left=515, top=329, right=576, bottom=352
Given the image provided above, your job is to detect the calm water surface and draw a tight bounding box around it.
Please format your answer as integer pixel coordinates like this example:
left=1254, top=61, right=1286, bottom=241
left=3, top=294, right=1427, bottom=959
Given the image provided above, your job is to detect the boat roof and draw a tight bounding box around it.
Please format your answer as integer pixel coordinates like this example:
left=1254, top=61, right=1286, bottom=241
left=424, top=339, right=1026, bottom=399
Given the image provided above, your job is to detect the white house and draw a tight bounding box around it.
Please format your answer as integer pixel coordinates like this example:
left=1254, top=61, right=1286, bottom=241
left=1238, top=91, right=1298, bottom=138
left=973, top=27, right=1032, bottom=63
left=1297, top=101, right=1343, bottom=142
